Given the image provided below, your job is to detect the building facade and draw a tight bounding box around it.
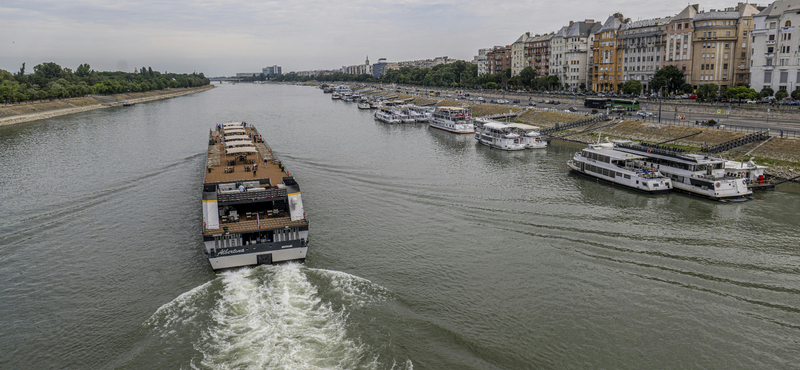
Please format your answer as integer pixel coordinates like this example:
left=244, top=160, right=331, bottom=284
left=486, top=45, right=512, bottom=75
left=620, top=17, right=670, bottom=92
left=550, top=26, right=568, bottom=85
left=563, top=20, right=602, bottom=90
left=664, top=5, right=699, bottom=83
left=476, top=48, right=491, bottom=75
left=511, top=32, right=554, bottom=77
left=750, top=0, right=799, bottom=93
left=593, top=13, right=628, bottom=92
left=262, top=65, right=282, bottom=76
left=690, top=4, right=760, bottom=89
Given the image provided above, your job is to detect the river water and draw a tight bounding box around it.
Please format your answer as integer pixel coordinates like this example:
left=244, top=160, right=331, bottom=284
left=1, top=83, right=799, bottom=369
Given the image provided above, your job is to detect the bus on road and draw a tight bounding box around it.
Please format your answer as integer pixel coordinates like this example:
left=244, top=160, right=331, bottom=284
left=584, top=98, right=610, bottom=109
left=610, top=99, right=640, bottom=111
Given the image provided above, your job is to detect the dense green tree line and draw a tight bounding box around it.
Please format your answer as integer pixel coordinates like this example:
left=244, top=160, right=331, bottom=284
left=272, top=61, right=562, bottom=91
left=0, top=62, right=210, bottom=104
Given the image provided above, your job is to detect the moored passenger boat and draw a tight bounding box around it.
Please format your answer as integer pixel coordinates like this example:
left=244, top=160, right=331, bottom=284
left=374, top=107, right=401, bottom=124
left=474, top=119, right=526, bottom=151
left=429, top=106, right=474, bottom=134
left=614, top=141, right=752, bottom=200
left=567, top=141, right=672, bottom=194
left=203, top=122, right=309, bottom=271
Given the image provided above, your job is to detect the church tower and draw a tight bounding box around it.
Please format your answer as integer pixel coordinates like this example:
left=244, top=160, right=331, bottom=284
left=366, top=55, right=370, bottom=66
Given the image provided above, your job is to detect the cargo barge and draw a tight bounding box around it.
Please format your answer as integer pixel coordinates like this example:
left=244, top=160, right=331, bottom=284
left=202, top=122, right=308, bottom=271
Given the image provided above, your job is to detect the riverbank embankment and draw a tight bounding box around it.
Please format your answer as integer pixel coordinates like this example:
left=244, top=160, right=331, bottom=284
left=0, top=85, right=215, bottom=127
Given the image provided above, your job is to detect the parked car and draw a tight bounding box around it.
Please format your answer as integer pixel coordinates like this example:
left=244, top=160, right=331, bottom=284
left=477, top=97, right=484, bottom=101
left=567, top=106, right=578, bottom=112
left=552, top=101, right=561, bottom=105
left=636, top=111, right=654, bottom=117
left=512, top=99, right=520, bottom=103
left=528, top=102, right=537, bottom=106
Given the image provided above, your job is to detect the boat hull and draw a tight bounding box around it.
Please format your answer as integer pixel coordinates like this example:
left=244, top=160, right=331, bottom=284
left=568, top=161, right=672, bottom=194
left=205, top=240, right=308, bottom=271
left=429, top=122, right=474, bottom=134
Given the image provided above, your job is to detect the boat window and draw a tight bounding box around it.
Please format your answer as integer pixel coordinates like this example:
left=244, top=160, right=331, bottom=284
left=624, top=174, right=631, bottom=179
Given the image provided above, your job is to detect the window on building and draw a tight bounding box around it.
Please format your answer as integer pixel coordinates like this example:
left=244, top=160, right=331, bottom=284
left=764, top=71, right=772, bottom=83
left=787, top=21, right=792, bottom=27
left=726, top=31, right=731, bottom=37
left=724, top=63, right=728, bottom=69
left=682, top=64, right=686, bottom=71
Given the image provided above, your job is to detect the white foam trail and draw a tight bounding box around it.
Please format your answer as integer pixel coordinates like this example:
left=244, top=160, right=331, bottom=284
left=145, top=280, right=214, bottom=336
left=195, top=264, right=378, bottom=369
left=311, top=268, right=392, bottom=309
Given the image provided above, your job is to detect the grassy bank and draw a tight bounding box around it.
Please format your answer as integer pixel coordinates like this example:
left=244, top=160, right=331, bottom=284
left=0, top=85, right=215, bottom=126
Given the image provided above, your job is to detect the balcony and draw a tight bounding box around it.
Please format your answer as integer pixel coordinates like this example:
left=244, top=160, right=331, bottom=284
left=782, top=26, right=794, bottom=33
left=763, top=65, right=774, bottom=71
left=765, top=53, right=774, bottom=58
left=766, top=40, right=776, bottom=45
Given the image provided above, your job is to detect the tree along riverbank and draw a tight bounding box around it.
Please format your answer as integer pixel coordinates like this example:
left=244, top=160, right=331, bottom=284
left=0, top=85, right=214, bottom=127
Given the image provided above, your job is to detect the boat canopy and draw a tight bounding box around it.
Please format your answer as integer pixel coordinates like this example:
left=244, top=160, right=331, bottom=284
left=224, top=140, right=254, bottom=147
left=225, top=147, right=258, bottom=154
left=224, top=128, right=246, bottom=134
left=224, top=135, right=250, bottom=140
left=222, top=122, right=243, bottom=127
left=505, top=123, right=540, bottom=131
left=483, top=122, right=509, bottom=130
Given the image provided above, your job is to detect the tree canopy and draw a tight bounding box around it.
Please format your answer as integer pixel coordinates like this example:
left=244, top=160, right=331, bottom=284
left=273, top=61, right=561, bottom=91
left=1, top=62, right=209, bottom=104
left=622, top=80, right=643, bottom=95
left=696, top=84, right=719, bottom=102
left=652, top=66, right=686, bottom=93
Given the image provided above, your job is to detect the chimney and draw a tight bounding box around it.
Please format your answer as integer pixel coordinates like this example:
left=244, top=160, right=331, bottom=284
left=569, top=21, right=574, bottom=26
left=585, top=19, right=594, bottom=23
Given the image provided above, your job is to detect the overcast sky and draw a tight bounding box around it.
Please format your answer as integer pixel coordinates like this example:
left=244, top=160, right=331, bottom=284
left=1, top=0, right=753, bottom=76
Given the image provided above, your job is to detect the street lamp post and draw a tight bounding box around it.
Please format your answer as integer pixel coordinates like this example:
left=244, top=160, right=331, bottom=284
left=658, top=86, right=663, bottom=123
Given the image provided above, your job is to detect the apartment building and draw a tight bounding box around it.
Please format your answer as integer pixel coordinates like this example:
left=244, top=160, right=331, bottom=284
left=476, top=48, right=491, bottom=75
left=750, top=0, right=800, bottom=93
left=486, top=45, right=512, bottom=74
left=664, top=5, right=699, bottom=82
left=620, top=17, right=671, bottom=92
left=511, top=32, right=554, bottom=76
left=564, top=20, right=602, bottom=90
left=550, top=26, right=568, bottom=84
left=690, top=3, right=760, bottom=88
left=592, top=13, right=628, bottom=92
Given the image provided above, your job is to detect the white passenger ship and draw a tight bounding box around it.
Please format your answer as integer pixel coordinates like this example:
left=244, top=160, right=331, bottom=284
left=202, top=122, right=309, bottom=271
left=567, top=141, right=672, bottom=194
left=474, top=119, right=526, bottom=151
left=613, top=140, right=752, bottom=200
left=429, top=106, right=474, bottom=134
left=374, top=107, right=401, bottom=124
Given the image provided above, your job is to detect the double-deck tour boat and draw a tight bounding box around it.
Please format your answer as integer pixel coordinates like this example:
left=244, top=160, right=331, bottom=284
left=613, top=140, right=752, bottom=200
left=429, top=106, right=474, bottom=134
left=567, top=141, right=673, bottom=194
left=474, top=119, right=526, bottom=151
left=202, top=122, right=309, bottom=271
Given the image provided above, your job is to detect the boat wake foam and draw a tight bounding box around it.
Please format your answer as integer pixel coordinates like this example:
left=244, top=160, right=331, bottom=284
left=145, top=263, right=403, bottom=369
